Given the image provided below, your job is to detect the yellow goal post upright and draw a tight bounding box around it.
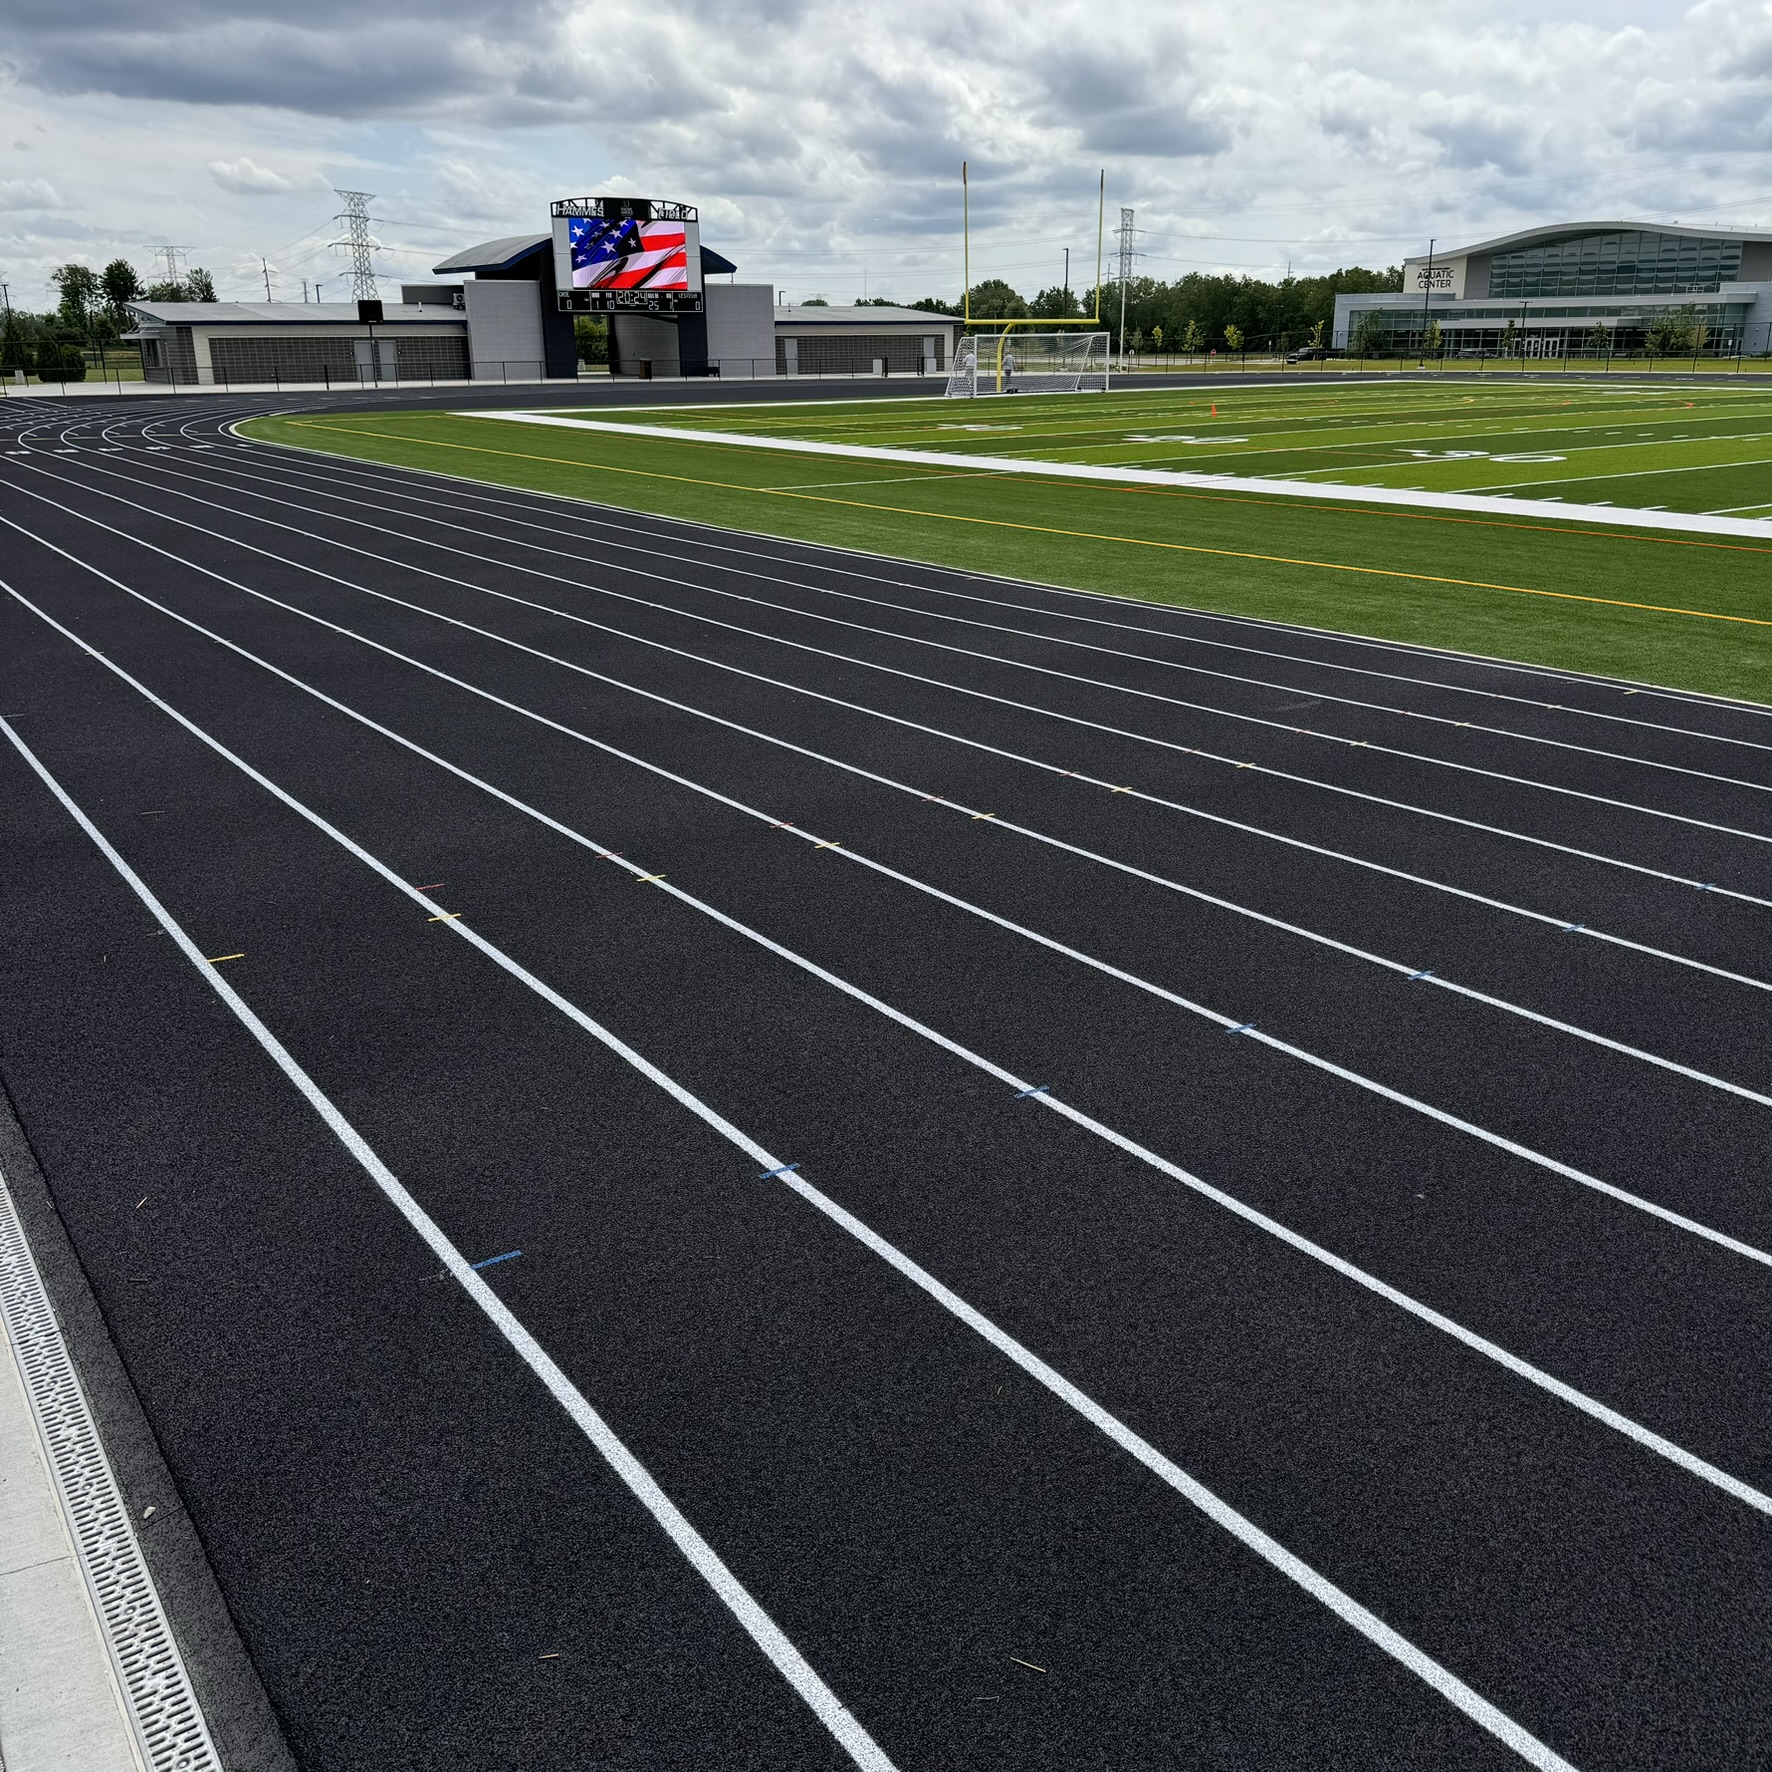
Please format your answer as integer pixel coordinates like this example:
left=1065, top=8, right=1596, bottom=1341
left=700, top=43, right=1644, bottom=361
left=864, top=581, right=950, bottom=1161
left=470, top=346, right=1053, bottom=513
left=947, top=164, right=1111, bottom=396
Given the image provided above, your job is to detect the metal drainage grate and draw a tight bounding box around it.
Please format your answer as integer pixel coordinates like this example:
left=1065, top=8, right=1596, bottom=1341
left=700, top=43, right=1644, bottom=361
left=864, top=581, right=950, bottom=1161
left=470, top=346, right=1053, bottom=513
left=0, top=1165, right=221, bottom=1772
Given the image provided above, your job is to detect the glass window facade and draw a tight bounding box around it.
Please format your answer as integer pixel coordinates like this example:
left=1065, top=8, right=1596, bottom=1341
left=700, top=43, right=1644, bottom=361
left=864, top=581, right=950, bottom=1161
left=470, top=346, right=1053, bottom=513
left=1485, top=232, right=1743, bottom=298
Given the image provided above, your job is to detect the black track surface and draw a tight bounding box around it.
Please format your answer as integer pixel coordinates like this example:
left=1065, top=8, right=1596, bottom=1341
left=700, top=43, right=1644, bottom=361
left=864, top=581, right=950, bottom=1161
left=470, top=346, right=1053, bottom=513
left=4, top=394, right=1772, bottom=1772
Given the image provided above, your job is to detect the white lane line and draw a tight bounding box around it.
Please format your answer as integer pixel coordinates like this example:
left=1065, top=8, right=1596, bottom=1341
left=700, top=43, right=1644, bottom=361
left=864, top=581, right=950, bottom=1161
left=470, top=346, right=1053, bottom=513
left=0, top=717, right=899, bottom=1772
left=0, top=670, right=1588, bottom=1772
left=84, top=450, right=1772, bottom=836
left=15, top=530, right=1772, bottom=1400
left=217, top=442, right=1772, bottom=757
left=22, top=461, right=1772, bottom=913
left=95, top=470, right=1772, bottom=1097
left=457, top=409, right=1772, bottom=544
left=232, top=418, right=1772, bottom=733
left=13, top=496, right=1772, bottom=1212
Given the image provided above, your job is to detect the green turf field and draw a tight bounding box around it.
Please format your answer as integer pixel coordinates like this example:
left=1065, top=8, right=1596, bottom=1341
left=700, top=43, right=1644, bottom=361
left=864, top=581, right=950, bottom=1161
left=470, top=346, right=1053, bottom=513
left=240, top=379, right=1772, bottom=703
left=575, top=379, right=1772, bottom=518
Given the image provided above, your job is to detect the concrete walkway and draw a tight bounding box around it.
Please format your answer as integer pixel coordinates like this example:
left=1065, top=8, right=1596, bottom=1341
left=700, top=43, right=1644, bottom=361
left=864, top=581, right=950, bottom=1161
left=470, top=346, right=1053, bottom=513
left=0, top=1319, right=142, bottom=1772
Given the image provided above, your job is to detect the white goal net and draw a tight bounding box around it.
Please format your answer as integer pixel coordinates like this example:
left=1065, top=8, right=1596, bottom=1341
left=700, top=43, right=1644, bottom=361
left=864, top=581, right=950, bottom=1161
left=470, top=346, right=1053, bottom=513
left=944, top=331, right=1111, bottom=397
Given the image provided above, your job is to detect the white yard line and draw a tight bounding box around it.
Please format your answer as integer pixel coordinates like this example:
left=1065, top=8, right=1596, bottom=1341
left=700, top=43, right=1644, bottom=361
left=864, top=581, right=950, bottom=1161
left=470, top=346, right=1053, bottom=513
left=463, top=411, right=1772, bottom=540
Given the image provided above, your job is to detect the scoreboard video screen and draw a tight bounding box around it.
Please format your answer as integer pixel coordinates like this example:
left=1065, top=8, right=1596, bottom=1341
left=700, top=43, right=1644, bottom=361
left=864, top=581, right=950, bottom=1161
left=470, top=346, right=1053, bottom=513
left=551, top=198, right=703, bottom=313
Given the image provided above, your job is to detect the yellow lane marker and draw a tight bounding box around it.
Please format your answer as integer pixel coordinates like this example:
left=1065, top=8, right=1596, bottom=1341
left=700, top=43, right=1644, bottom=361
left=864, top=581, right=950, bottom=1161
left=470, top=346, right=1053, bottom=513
left=285, top=419, right=1772, bottom=632
left=206, top=953, right=244, bottom=963
left=1111, top=785, right=1134, bottom=792
left=636, top=872, right=666, bottom=883
left=971, top=812, right=997, bottom=820
left=813, top=839, right=841, bottom=850
left=427, top=912, right=462, bottom=922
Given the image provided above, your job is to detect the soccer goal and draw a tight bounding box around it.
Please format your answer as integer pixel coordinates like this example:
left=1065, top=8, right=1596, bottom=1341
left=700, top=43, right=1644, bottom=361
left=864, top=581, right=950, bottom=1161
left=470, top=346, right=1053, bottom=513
left=944, top=331, right=1111, bottom=397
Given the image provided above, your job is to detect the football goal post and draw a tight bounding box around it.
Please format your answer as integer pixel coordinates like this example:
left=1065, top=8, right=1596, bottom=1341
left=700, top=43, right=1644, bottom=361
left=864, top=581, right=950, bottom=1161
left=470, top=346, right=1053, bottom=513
left=944, top=330, right=1111, bottom=397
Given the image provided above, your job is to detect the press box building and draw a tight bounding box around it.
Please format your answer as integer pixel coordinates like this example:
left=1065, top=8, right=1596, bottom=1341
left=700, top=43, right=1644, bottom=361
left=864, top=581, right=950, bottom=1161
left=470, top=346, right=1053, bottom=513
left=1333, top=221, right=1772, bottom=357
left=126, top=224, right=962, bottom=385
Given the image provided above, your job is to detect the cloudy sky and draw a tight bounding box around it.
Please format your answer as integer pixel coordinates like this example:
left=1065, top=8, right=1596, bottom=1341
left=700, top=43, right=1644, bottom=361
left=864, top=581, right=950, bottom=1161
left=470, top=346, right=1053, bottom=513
left=1, top=0, right=1768, bottom=310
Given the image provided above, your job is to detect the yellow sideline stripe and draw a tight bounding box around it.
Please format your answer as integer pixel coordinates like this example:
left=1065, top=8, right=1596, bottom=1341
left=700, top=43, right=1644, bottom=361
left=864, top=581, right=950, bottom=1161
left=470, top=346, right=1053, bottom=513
left=281, top=418, right=1772, bottom=630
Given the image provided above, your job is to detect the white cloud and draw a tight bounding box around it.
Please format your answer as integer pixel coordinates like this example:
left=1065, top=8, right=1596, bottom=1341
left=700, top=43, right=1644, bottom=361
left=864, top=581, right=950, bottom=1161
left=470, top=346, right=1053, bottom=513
left=0, top=177, right=62, bottom=209
left=207, top=154, right=302, bottom=193
left=3, top=0, right=1771, bottom=308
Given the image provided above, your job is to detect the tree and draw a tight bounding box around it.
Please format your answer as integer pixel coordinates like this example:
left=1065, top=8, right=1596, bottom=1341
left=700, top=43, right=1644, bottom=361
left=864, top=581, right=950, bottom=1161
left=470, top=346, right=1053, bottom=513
left=1424, top=319, right=1443, bottom=359
left=1223, top=323, right=1244, bottom=352
left=1151, top=324, right=1163, bottom=352
left=101, top=259, right=143, bottom=328
left=965, top=278, right=1028, bottom=320
left=1498, top=318, right=1518, bottom=356
left=573, top=316, right=608, bottom=364
left=1351, top=311, right=1387, bottom=358
left=1645, top=304, right=1698, bottom=357
left=34, top=338, right=86, bottom=382
left=1028, top=284, right=1083, bottom=320
left=1181, top=317, right=1204, bottom=356
left=1, top=304, right=33, bottom=374
left=1309, top=318, right=1327, bottom=351
left=909, top=296, right=959, bottom=315
left=50, top=263, right=101, bottom=333
left=1583, top=323, right=1610, bottom=357
left=802, top=297, right=829, bottom=306
left=187, top=267, right=217, bottom=302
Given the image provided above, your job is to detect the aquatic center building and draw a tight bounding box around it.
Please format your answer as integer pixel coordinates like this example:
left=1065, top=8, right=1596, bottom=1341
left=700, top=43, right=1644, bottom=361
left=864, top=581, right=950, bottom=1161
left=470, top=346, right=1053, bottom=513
left=1333, top=221, right=1772, bottom=356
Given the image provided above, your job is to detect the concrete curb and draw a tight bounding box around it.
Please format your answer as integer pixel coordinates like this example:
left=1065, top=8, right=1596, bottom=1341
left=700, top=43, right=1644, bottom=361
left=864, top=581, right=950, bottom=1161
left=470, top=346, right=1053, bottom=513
left=0, top=1084, right=295, bottom=1772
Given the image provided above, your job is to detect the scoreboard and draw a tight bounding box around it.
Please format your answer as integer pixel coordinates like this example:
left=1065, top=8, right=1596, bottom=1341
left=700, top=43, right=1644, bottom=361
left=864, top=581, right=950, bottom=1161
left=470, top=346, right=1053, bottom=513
left=551, top=198, right=704, bottom=314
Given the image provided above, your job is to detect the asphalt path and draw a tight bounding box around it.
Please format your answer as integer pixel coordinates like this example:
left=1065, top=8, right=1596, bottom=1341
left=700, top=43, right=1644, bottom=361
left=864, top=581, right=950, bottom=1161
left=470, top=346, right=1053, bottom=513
left=4, top=395, right=1772, bottom=1770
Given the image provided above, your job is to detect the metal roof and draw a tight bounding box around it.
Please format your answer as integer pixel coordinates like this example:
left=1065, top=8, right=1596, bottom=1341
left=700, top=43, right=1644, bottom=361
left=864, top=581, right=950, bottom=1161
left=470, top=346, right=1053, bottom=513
left=1415, top=220, right=1772, bottom=261
left=774, top=304, right=958, bottom=326
left=431, top=233, right=550, bottom=274
left=126, top=301, right=464, bottom=325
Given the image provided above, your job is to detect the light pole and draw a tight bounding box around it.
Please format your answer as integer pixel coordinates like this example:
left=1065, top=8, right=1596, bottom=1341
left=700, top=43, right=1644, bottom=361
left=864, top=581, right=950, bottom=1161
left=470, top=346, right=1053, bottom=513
left=1418, top=238, right=1435, bottom=368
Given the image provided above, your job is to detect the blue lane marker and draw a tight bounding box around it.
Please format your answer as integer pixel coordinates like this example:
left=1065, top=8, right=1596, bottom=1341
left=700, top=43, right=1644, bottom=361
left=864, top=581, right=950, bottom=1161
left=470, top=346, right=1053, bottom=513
left=471, top=1250, right=522, bottom=1271
left=1562, top=923, right=1586, bottom=933
left=758, top=1163, right=801, bottom=1180
left=1226, top=1021, right=1256, bottom=1035
left=1016, top=1084, right=1050, bottom=1098
left=1696, top=883, right=1715, bottom=892
left=1406, top=968, right=1435, bottom=981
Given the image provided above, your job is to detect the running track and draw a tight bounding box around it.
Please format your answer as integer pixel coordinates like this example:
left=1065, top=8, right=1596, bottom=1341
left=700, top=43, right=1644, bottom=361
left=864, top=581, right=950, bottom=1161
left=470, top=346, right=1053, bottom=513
left=4, top=395, right=1772, bottom=1771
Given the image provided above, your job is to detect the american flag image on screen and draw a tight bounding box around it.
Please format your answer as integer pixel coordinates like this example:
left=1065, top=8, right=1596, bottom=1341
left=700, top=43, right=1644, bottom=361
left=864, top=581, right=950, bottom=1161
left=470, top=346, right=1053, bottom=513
left=568, top=216, right=690, bottom=290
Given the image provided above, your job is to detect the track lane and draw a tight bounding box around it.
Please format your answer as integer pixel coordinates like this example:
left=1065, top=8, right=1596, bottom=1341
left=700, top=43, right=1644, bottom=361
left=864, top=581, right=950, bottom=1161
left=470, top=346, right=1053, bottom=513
left=129, top=439, right=1772, bottom=791
left=8, top=405, right=1772, bottom=1767
left=0, top=549, right=1623, bottom=1772
left=10, top=513, right=1772, bottom=1481
left=64, top=443, right=1772, bottom=848
left=9, top=488, right=1772, bottom=1266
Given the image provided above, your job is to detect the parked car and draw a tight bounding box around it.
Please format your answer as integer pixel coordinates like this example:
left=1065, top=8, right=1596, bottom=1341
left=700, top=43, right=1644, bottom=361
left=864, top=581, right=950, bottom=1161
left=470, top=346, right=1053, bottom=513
left=1286, top=347, right=1330, bottom=361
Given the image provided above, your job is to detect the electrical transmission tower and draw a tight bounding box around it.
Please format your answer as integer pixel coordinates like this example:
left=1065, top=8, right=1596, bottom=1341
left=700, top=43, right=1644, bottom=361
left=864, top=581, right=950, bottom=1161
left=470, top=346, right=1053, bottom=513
left=1115, top=206, right=1138, bottom=368
left=155, top=246, right=189, bottom=289
left=334, top=189, right=379, bottom=302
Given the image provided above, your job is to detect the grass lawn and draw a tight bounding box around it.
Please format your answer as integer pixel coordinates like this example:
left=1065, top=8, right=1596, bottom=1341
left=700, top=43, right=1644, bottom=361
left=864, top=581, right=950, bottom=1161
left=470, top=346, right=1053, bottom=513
left=239, top=388, right=1772, bottom=705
